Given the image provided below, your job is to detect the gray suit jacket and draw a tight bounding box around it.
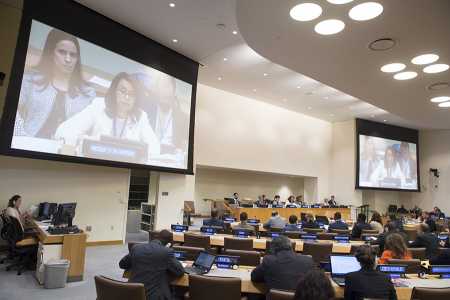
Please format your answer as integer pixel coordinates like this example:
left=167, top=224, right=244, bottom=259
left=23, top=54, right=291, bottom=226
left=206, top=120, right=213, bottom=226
left=119, top=240, right=185, bottom=300
left=263, top=216, right=287, bottom=230
left=14, top=71, right=95, bottom=137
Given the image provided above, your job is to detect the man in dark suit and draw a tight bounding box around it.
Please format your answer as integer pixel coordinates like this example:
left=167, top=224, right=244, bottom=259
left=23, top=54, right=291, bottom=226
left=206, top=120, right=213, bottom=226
left=203, top=208, right=224, bottom=229
left=409, top=223, right=440, bottom=259
left=329, top=212, right=349, bottom=231
left=351, top=213, right=372, bottom=239
left=371, top=222, right=407, bottom=253
left=119, top=230, right=184, bottom=300
left=345, top=245, right=397, bottom=300
left=251, top=236, right=314, bottom=292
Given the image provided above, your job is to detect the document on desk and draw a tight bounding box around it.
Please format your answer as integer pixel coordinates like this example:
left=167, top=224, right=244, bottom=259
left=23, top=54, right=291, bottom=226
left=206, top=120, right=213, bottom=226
left=399, top=278, right=450, bottom=288
left=205, top=268, right=252, bottom=280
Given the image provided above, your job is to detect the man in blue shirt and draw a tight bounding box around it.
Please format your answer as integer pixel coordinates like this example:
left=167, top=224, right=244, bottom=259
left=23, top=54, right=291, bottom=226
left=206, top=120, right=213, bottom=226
left=284, top=215, right=301, bottom=232
left=203, top=209, right=224, bottom=229
left=329, top=212, right=349, bottom=231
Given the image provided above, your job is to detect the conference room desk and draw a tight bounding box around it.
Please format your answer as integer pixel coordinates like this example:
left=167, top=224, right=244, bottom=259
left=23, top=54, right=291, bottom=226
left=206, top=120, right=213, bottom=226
left=30, top=220, right=87, bottom=283
left=124, top=265, right=450, bottom=298
left=172, top=232, right=365, bottom=253
left=231, top=207, right=351, bottom=224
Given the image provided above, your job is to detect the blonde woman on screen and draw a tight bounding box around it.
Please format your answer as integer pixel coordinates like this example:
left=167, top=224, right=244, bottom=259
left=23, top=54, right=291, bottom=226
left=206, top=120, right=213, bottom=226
left=55, top=72, right=160, bottom=161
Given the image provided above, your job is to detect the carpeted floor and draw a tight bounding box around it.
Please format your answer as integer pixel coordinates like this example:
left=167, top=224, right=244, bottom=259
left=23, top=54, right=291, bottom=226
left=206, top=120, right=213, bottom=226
left=0, top=232, right=147, bottom=300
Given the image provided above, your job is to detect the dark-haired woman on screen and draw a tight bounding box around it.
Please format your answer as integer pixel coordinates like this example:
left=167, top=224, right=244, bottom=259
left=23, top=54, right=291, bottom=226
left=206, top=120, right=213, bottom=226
left=14, top=28, right=95, bottom=138
left=55, top=72, right=160, bottom=162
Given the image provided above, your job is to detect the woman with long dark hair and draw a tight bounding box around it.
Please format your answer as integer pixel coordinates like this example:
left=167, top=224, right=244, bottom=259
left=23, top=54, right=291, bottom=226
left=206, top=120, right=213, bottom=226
left=370, top=211, right=384, bottom=234
left=55, top=72, right=160, bottom=162
left=6, top=195, right=28, bottom=230
left=14, top=27, right=95, bottom=138
left=378, top=233, right=412, bottom=264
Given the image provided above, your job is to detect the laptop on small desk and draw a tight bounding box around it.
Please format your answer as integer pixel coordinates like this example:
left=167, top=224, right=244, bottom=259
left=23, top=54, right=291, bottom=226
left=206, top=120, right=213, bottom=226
left=184, top=251, right=216, bottom=275
left=330, top=255, right=361, bottom=286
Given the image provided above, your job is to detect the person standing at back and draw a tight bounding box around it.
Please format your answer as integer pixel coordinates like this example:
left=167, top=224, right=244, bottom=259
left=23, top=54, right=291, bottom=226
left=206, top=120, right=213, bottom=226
left=328, top=212, right=349, bottom=231
left=345, top=245, right=397, bottom=300
left=351, top=213, right=372, bottom=239
left=409, top=223, right=440, bottom=260
left=119, top=230, right=184, bottom=300
left=251, top=236, right=314, bottom=292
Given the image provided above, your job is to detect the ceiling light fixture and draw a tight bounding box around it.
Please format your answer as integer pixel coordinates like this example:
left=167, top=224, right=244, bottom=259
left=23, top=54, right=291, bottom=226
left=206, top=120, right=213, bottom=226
left=217, top=77, right=222, bottom=81
left=314, top=19, right=345, bottom=35
left=349, top=2, right=384, bottom=21
left=438, top=102, right=450, bottom=108
left=169, top=3, right=175, bottom=7
left=430, top=96, right=450, bottom=103
left=393, top=71, right=418, bottom=80
left=327, top=0, right=354, bottom=4
left=296, top=85, right=301, bottom=89
left=290, top=3, right=323, bottom=22
left=380, top=63, right=406, bottom=73
left=411, top=54, right=439, bottom=65
left=423, top=64, right=449, bottom=74
left=368, top=38, right=396, bottom=51
left=223, top=58, right=228, bottom=61
left=383, top=119, right=387, bottom=122
left=253, top=89, right=257, bottom=92
left=232, top=30, right=238, bottom=35
left=263, top=73, right=268, bottom=77
left=172, top=39, right=178, bottom=43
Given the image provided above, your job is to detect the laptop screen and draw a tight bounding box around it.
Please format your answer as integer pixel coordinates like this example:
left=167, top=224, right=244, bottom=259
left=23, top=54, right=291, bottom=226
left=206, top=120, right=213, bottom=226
left=194, top=252, right=216, bottom=269
left=172, top=251, right=186, bottom=261
left=331, top=256, right=361, bottom=276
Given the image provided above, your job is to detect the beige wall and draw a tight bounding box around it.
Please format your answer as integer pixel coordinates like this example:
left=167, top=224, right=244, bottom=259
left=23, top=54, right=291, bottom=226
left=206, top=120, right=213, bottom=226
left=194, top=167, right=304, bottom=214
left=195, top=84, right=333, bottom=201
left=0, top=155, right=130, bottom=242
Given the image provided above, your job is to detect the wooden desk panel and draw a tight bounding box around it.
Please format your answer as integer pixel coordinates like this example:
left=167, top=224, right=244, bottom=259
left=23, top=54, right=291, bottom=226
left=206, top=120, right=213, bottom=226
left=172, top=232, right=364, bottom=253
left=232, top=207, right=351, bottom=223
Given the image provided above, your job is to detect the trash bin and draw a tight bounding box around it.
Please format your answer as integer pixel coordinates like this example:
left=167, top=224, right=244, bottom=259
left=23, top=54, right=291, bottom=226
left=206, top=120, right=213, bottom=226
left=44, top=259, right=70, bottom=289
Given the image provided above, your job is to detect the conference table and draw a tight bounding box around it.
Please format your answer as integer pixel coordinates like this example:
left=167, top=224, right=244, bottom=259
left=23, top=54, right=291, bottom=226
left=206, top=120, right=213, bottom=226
left=172, top=231, right=365, bottom=253
left=231, top=207, right=352, bottom=224
left=124, top=262, right=450, bottom=299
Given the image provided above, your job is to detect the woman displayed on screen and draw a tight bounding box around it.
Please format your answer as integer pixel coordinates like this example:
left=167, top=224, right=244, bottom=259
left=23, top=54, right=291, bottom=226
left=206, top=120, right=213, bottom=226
left=54, top=72, right=160, bottom=162
left=14, top=28, right=95, bottom=138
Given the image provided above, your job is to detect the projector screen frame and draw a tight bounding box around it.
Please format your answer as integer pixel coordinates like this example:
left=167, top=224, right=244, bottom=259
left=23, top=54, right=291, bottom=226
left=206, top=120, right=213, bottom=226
left=0, top=0, right=198, bottom=174
left=355, top=118, right=421, bottom=192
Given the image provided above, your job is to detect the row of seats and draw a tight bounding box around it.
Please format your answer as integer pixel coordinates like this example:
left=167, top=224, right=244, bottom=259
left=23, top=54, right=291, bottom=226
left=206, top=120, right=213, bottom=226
left=95, top=275, right=450, bottom=300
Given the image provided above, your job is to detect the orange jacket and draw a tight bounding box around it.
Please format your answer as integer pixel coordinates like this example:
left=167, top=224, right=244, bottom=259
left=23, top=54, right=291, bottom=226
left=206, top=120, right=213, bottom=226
left=378, top=250, right=412, bottom=264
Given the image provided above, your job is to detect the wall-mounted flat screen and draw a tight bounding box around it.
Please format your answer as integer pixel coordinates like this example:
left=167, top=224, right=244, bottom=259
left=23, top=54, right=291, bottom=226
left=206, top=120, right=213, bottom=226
left=358, top=134, right=418, bottom=190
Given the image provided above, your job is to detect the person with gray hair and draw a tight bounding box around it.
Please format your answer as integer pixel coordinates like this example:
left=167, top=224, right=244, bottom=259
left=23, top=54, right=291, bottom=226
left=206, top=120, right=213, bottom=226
left=251, top=236, right=314, bottom=292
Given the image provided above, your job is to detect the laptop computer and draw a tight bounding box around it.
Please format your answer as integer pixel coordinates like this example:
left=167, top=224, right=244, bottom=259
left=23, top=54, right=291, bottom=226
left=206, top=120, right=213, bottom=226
left=184, top=251, right=216, bottom=275
left=330, top=255, right=361, bottom=286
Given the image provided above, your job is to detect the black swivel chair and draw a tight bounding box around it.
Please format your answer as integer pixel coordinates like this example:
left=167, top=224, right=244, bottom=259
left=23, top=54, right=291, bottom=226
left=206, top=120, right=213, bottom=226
left=3, top=217, right=37, bottom=275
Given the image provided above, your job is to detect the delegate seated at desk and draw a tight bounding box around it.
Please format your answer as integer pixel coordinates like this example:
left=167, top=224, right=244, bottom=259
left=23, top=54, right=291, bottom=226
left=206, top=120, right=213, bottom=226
left=328, top=212, right=348, bottom=231
left=119, top=230, right=184, bottom=300
left=203, top=209, right=224, bottom=229
left=6, top=195, right=32, bottom=232
left=232, top=212, right=256, bottom=233
left=302, top=214, right=320, bottom=229
left=284, top=215, right=301, bottom=232
left=263, top=211, right=286, bottom=230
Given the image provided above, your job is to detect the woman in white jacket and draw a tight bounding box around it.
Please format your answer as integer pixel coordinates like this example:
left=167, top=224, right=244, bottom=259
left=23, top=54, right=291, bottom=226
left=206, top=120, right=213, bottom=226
left=55, top=72, right=160, bottom=162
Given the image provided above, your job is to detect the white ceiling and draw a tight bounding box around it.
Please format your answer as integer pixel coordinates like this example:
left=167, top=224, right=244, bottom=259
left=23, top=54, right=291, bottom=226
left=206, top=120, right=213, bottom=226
left=64, top=0, right=447, bottom=128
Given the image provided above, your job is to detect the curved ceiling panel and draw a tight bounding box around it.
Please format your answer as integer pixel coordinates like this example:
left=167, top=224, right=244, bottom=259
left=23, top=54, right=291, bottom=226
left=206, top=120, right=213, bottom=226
left=236, top=0, right=450, bottom=129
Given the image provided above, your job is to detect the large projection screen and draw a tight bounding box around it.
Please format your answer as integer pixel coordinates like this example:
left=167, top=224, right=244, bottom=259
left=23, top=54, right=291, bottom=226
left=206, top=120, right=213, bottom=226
left=0, top=0, right=198, bottom=173
left=355, top=119, right=420, bottom=192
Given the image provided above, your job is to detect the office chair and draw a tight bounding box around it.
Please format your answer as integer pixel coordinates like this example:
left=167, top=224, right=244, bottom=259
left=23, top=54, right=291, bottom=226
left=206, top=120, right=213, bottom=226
left=403, top=228, right=418, bottom=242
left=408, top=247, right=427, bottom=260
left=410, top=287, right=450, bottom=300
left=4, top=217, right=37, bottom=275
left=224, top=249, right=261, bottom=266
left=268, top=289, right=295, bottom=300
left=329, top=229, right=351, bottom=235
left=302, top=242, right=332, bottom=265
left=184, top=233, right=210, bottom=249
left=361, top=229, right=379, bottom=235
left=317, top=232, right=337, bottom=240
left=282, top=231, right=301, bottom=239
left=187, top=274, right=246, bottom=300
left=95, top=275, right=146, bottom=300
left=303, top=228, right=324, bottom=234
left=224, top=237, right=254, bottom=251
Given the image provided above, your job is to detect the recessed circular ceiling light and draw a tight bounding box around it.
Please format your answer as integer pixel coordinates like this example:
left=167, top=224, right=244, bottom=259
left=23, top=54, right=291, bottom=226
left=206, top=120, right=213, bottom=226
left=217, top=77, right=222, bottom=81
left=172, top=39, right=178, bottom=43
left=263, top=73, right=268, bottom=77
left=327, top=0, right=354, bottom=4
left=380, top=63, right=406, bottom=73
left=411, top=54, right=439, bottom=65
left=223, top=58, right=228, bottom=61
left=253, top=89, right=257, bottom=92
left=314, top=19, right=345, bottom=35
left=349, top=2, right=384, bottom=21
left=430, top=96, right=450, bottom=103
left=368, top=38, right=396, bottom=51
left=383, top=119, right=387, bottom=122
left=169, top=3, right=175, bottom=7
left=428, top=82, right=450, bottom=91
left=393, top=71, right=418, bottom=80
left=296, top=85, right=301, bottom=89
left=290, top=3, right=323, bottom=22
left=423, top=64, right=450, bottom=74
left=232, top=30, right=238, bottom=35
left=438, top=102, right=450, bottom=108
